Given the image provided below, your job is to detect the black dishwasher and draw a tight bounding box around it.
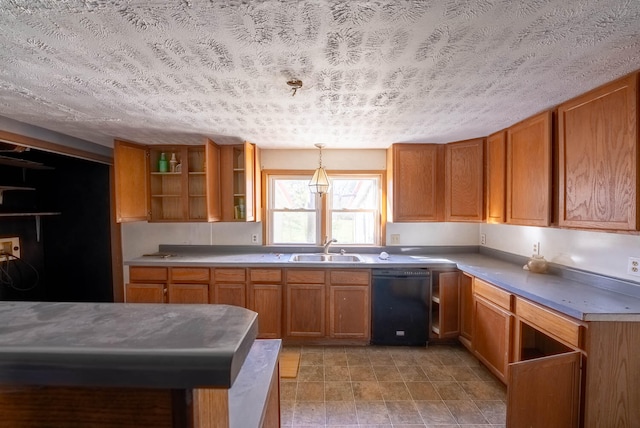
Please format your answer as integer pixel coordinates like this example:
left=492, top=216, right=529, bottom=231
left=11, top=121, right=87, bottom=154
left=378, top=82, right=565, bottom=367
left=371, top=268, right=431, bottom=346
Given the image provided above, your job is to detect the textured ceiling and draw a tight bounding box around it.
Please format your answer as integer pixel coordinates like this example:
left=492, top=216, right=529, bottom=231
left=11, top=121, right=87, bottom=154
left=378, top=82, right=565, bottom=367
left=1, top=1, right=639, bottom=149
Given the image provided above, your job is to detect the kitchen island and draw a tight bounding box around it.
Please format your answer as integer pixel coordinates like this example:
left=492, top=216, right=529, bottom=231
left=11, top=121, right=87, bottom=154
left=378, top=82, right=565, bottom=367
left=0, top=301, right=280, bottom=428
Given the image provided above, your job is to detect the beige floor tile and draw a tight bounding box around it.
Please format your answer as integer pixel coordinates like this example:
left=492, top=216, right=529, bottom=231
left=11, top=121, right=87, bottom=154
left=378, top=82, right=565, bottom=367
left=349, top=365, right=376, bottom=381
left=372, top=365, right=402, bottom=381
left=397, top=365, right=428, bottom=382
left=445, top=365, right=481, bottom=381
left=300, top=352, right=324, bottom=366
left=298, top=365, right=325, bottom=382
left=421, top=365, right=455, bottom=381
left=281, top=381, right=297, bottom=401
left=414, top=400, right=457, bottom=425
left=355, top=401, right=391, bottom=425
left=325, top=365, right=350, bottom=381
left=325, top=401, right=358, bottom=425
left=379, top=381, right=412, bottom=400
left=297, top=381, right=325, bottom=401
left=433, top=381, right=469, bottom=400
left=324, top=352, right=348, bottom=366
left=385, top=401, right=423, bottom=424
left=352, top=381, right=383, bottom=401
left=445, top=399, right=489, bottom=424
left=459, top=380, right=507, bottom=400
left=325, top=381, right=354, bottom=401
left=405, top=382, right=440, bottom=400
left=475, top=399, right=507, bottom=424
left=347, top=353, right=371, bottom=366
left=294, top=401, right=326, bottom=426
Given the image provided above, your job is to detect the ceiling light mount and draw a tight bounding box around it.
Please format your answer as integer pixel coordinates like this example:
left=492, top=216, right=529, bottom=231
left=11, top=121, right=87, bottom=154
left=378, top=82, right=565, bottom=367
left=287, top=79, right=303, bottom=96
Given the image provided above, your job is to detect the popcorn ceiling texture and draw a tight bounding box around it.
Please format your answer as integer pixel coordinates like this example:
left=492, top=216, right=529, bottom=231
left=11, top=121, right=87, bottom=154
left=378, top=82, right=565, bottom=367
left=0, top=0, right=639, bottom=149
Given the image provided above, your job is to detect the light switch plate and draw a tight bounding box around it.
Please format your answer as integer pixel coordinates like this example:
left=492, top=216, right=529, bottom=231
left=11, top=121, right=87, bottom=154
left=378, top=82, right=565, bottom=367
left=0, top=237, right=20, bottom=262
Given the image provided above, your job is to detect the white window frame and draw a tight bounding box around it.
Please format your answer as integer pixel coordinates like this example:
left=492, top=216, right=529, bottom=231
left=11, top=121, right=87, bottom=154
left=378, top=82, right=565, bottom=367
left=265, top=171, right=384, bottom=246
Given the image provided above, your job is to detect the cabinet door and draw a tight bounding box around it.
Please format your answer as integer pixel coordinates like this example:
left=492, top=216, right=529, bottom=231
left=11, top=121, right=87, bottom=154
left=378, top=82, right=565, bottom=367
left=432, top=271, right=460, bottom=339
left=329, top=285, right=370, bottom=339
left=506, top=111, right=552, bottom=226
left=473, top=295, right=512, bottom=383
left=243, top=141, right=256, bottom=222
left=459, top=273, right=473, bottom=344
left=114, top=140, right=149, bottom=223
left=486, top=130, right=506, bottom=223
left=205, top=138, right=222, bottom=222
left=125, top=283, right=165, bottom=303
left=250, top=284, right=282, bottom=339
left=387, top=144, right=444, bottom=222
left=558, top=73, right=638, bottom=230
left=216, top=283, right=246, bottom=307
left=445, top=138, right=485, bottom=222
left=285, top=284, right=325, bottom=337
left=507, top=351, right=581, bottom=428
left=168, top=284, right=209, bottom=304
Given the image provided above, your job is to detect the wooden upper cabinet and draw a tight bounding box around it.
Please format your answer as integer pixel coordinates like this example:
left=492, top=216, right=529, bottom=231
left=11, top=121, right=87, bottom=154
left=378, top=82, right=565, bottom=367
left=114, top=140, right=149, bottom=222
left=113, top=139, right=221, bottom=223
left=387, top=143, right=444, bottom=222
left=445, top=138, right=485, bottom=222
left=486, top=131, right=507, bottom=223
left=506, top=111, right=553, bottom=226
left=557, top=72, right=639, bottom=230
left=220, top=141, right=260, bottom=222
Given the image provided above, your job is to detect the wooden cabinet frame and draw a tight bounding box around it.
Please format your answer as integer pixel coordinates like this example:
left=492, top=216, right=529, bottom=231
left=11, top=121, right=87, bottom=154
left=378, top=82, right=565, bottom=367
left=444, top=138, right=485, bottom=222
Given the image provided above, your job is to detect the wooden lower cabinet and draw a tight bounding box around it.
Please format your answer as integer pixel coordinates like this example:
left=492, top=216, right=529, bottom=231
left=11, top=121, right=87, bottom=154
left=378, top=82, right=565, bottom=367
left=431, top=271, right=460, bottom=339
left=473, top=294, right=512, bottom=384
left=125, top=283, right=166, bottom=303
left=213, top=268, right=247, bottom=307
left=249, top=269, right=283, bottom=339
left=167, top=283, right=209, bottom=303
left=328, top=270, right=370, bottom=341
left=285, top=270, right=326, bottom=338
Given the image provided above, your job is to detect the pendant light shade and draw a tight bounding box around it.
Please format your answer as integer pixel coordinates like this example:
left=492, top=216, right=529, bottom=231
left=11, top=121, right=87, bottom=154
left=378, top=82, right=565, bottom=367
left=309, top=143, right=330, bottom=196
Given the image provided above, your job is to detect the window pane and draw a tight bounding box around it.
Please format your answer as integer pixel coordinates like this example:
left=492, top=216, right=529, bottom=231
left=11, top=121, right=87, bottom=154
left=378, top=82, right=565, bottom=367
left=273, top=179, right=315, bottom=209
left=273, top=211, right=316, bottom=244
left=331, top=178, right=378, bottom=209
left=331, top=212, right=376, bottom=244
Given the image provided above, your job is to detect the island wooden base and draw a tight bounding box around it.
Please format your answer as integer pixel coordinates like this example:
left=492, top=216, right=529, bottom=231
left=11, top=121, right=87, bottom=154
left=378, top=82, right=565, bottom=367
left=0, top=340, right=281, bottom=428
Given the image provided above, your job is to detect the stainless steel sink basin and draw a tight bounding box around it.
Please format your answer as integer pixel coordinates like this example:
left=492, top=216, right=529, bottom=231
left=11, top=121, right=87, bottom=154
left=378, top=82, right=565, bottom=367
left=289, top=253, right=364, bottom=263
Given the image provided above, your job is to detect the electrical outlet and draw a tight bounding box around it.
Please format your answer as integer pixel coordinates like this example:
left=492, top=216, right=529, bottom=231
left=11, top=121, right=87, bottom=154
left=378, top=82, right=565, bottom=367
left=251, top=233, right=259, bottom=244
left=627, top=257, right=640, bottom=277
left=0, top=237, right=20, bottom=262
left=390, top=234, right=400, bottom=244
left=480, top=233, right=486, bottom=245
left=533, top=242, right=540, bottom=255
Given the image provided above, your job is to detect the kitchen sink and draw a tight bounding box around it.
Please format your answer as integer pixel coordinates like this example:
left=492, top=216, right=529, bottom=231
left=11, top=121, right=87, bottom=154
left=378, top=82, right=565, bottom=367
left=289, top=253, right=364, bottom=263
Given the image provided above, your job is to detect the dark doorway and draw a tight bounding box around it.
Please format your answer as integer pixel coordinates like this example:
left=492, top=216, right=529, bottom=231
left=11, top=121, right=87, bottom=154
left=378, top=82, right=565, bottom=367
left=0, top=148, right=113, bottom=302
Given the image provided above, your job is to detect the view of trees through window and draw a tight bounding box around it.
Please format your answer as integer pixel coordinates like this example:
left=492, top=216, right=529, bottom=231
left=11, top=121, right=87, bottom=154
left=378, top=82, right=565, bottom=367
left=268, top=174, right=381, bottom=245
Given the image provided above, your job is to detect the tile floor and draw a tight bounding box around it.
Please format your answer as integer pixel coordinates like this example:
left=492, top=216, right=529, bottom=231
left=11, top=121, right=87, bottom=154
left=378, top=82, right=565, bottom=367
left=280, top=343, right=506, bottom=427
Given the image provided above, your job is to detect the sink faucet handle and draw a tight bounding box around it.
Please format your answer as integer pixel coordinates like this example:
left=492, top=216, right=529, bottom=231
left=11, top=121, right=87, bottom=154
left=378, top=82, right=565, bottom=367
left=340, top=249, right=346, bottom=255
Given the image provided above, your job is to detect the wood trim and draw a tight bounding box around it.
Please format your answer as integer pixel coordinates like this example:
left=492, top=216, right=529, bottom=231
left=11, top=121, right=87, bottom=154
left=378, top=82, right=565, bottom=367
left=515, top=297, right=584, bottom=349
left=193, top=388, right=229, bottom=428
left=0, top=129, right=113, bottom=164
left=109, top=165, right=124, bottom=302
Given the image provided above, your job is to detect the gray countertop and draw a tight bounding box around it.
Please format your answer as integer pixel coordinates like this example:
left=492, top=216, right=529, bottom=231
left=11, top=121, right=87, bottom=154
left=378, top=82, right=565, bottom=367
left=0, top=301, right=258, bottom=388
left=127, top=249, right=640, bottom=322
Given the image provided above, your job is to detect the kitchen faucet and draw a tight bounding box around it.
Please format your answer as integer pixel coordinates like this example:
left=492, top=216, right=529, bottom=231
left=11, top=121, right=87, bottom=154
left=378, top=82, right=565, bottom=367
left=323, top=237, right=337, bottom=254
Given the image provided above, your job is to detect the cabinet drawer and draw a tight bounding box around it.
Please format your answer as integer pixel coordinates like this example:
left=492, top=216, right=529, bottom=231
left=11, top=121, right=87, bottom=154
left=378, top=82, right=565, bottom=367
left=250, top=269, right=282, bottom=283
left=515, top=297, right=583, bottom=349
left=330, top=270, right=370, bottom=285
left=286, top=269, right=326, bottom=284
left=474, top=278, right=512, bottom=311
left=214, top=268, right=246, bottom=283
left=130, top=266, right=168, bottom=282
left=170, top=267, right=210, bottom=282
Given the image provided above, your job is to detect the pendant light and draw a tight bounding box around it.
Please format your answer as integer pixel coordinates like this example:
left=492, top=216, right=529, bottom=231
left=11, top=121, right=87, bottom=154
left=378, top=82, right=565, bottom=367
left=309, top=143, right=330, bottom=196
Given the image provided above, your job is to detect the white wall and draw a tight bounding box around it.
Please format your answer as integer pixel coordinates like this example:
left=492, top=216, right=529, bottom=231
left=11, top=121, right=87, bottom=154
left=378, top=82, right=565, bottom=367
left=480, top=223, right=640, bottom=284
left=121, top=148, right=640, bottom=285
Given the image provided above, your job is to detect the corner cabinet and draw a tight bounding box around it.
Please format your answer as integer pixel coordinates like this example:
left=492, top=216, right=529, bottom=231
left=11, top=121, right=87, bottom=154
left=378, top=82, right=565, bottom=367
left=220, top=142, right=261, bottom=222
left=557, top=72, right=639, bottom=231
left=387, top=143, right=444, bottom=222
left=444, top=138, right=485, bottom=222
left=506, top=111, right=552, bottom=226
left=114, top=139, right=221, bottom=223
